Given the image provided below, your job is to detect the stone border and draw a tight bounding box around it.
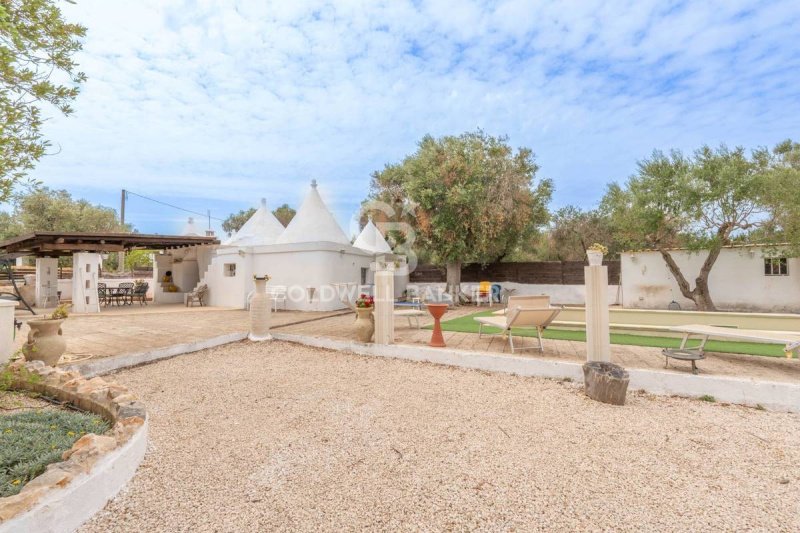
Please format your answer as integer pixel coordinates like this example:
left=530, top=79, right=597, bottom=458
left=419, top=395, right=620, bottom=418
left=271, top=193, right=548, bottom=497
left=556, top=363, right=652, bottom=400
left=67, top=332, right=248, bottom=378
left=272, top=332, right=800, bottom=413
left=0, top=360, right=148, bottom=532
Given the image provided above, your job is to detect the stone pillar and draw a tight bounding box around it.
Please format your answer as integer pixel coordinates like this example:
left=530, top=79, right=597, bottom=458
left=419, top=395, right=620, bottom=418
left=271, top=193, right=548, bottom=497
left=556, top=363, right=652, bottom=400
left=374, top=264, right=395, bottom=345
left=35, top=257, right=59, bottom=308
left=0, top=299, right=17, bottom=365
left=72, top=253, right=101, bottom=314
left=585, top=264, right=611, bottom=362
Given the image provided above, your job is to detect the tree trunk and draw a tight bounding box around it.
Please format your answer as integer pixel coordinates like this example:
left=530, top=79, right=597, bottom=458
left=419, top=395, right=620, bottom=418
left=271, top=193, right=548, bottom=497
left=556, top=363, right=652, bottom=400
left=445, top=261, right=461, bottom=305
left=658, top=247, right=721, bottom=312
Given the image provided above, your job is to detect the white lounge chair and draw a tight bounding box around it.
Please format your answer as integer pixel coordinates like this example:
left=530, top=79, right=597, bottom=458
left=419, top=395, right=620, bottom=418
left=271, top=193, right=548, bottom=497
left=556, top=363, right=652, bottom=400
left=475, top=306, right=562, bottom=353
left=492, top=295, right=551, bottom=315
left=666, top=324, right=800, bottom=372
left=265, top=285, right=287, bottom=311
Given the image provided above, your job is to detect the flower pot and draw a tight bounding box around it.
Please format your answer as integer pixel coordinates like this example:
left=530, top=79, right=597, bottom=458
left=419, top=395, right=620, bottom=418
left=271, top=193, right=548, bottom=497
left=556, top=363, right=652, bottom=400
left=354, top=306, right=374, bottom=343
left=587, top=250, right=604, bottom=266
left=249, top=278, right=273, bottom=341
left=23, top=318, right=67, bottom=366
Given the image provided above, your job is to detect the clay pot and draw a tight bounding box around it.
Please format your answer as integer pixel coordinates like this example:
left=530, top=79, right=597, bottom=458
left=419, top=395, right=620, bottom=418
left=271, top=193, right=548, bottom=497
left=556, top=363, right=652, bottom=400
left=249, top=278, right=273, bottom=341
left=23, top=318, right=67, bottom=366
left=354, top=306, right=374, bottom=343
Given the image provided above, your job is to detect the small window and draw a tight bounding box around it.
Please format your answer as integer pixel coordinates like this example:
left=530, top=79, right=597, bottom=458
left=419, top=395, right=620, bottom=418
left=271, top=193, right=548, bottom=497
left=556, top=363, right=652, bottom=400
left=360, top=267, right=368, bottom=285
left=224, top=263, right=236, bottom=277
left=764, top=257, right=788, bottom=276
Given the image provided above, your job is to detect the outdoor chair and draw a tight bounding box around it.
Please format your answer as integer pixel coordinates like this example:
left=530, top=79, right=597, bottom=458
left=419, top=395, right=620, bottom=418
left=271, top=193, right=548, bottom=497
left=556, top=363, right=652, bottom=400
left=472, top=280, right=492, bottom=306
left=475, top=305, right=562, bottom=353
left=97, top=283, right=109, bottom=306
left=186, top=283, right=208, bottom=307
left=117, top=282, right=135, bottom=306
left=265, top=285, right=287, bottom=311
left=493, top=295, right=551, bottom=315
left=132, top=282, right=149, bottom=306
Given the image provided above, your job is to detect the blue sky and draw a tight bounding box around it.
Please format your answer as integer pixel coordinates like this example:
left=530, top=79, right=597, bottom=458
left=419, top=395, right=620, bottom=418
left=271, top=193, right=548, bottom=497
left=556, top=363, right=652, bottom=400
left=27, top=0, right=800, bottom=236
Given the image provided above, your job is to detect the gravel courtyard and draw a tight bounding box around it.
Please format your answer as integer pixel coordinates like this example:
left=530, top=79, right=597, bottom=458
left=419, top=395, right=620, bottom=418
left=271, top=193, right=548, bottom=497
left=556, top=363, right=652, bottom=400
left=82, top=341, right=800, bottom=532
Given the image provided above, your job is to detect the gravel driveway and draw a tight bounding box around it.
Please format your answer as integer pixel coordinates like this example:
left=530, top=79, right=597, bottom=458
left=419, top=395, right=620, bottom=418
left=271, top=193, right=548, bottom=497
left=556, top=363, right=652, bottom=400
left=82, top=341, right=800, bottom=532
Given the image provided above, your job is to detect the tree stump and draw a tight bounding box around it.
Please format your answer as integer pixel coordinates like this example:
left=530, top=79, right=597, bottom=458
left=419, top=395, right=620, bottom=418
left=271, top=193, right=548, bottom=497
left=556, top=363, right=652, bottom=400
left=582, top=361, right=630, bottom=405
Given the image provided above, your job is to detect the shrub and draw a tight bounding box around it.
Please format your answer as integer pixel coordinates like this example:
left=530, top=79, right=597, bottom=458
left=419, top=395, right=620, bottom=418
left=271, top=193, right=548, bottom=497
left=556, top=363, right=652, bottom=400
left=0, top=409, right=110, bottom=497
left=698, top=395, right=716, bottom=403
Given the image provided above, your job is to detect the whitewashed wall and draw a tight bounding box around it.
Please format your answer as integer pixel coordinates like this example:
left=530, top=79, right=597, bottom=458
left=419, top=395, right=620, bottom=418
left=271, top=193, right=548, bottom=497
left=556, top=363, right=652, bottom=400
left=621, top=247, right=800, bottom=312
left=203, top=242, right=373, bottom=311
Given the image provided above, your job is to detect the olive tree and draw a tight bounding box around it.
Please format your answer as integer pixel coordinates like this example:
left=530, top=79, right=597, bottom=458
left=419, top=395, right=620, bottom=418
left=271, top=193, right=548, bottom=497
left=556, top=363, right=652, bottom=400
left=0, top=0, right=86, bottom=199
left=367, top=131, right=552, bottom=301
left=603, top=145, right=768, bottom=311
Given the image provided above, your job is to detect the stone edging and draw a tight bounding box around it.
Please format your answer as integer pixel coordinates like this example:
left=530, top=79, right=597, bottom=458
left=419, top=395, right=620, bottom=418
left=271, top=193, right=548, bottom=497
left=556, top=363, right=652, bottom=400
left=272, top=332, right=800, bottom=413
left=0, top=360, right=148, bottom=532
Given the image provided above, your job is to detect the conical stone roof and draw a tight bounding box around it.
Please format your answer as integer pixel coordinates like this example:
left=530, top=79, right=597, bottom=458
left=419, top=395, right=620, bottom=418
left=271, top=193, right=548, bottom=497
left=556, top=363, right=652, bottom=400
left=353, top=218, right=392, bottom=254
left=182, top=217, right=201, bottom=236
left=275, top=180, right=350, bottom=245
left=224, top=199, right=285, bottom=246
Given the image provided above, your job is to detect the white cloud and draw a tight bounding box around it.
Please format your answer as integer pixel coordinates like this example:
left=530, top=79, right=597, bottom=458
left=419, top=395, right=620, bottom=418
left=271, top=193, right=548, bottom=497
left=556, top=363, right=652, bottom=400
left=32, top=0, right=800, bottom=233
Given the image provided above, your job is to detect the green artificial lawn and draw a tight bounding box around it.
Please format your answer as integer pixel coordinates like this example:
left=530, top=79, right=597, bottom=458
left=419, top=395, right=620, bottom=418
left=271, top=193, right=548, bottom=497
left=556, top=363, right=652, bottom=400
left=0, top=409, right=110, bottom=497
left=433, top=310, right=788, bottom=358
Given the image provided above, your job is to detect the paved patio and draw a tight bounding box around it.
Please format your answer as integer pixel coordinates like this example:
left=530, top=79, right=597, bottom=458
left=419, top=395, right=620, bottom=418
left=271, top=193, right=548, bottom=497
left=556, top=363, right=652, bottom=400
left=12, top=304, right=799, bottom=383
left=277, top=306, right=800, bottom=384
left=13, top=304, right=347, bottom=365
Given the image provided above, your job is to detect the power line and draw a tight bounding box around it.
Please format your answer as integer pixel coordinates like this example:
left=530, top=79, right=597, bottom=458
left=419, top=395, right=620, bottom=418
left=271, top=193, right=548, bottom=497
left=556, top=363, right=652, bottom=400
left=124, top=190, right=225, bottom=222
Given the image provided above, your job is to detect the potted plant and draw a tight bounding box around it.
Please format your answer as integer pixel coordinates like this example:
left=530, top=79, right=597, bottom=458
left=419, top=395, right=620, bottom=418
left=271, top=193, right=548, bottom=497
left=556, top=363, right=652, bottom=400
left=586, top=243, right=608, bottom=266
left=23, top=304, right=70, bottom=366
left=353, top=294, right=375, bottom=342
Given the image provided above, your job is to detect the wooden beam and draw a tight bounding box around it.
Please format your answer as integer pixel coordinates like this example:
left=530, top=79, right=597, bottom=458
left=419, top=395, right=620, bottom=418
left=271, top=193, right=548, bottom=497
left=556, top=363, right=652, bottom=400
left=40, top=243, right=125, bottom=252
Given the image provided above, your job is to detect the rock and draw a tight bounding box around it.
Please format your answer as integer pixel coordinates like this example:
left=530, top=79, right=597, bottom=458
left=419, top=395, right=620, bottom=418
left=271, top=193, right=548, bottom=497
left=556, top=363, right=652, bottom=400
left=62, top=434, right=117, bottom=462
left=0, top=488, right=47, bottom=521
left=116, top=401, right=147, bottom=420
left=583, top=361, right=630, bottom=406
left=113, top=416, right=145, bottom=444
left=20, top=467, right=73, bottom=491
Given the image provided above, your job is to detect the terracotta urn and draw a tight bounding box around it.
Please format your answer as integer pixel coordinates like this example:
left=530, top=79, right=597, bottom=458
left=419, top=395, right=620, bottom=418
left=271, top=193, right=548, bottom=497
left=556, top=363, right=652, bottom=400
left=23, top=318, right=67, bottom=366
left=249, top=278, right=273, bottom=341
left=587, top=250, right=604, bottom=266
left=354, top=306, right=374, bottom=343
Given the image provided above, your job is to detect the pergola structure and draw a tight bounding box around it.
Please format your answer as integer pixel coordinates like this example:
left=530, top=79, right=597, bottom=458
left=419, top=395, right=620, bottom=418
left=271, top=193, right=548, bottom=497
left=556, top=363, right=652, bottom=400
left=0, top=232, right=219, bottom=313
left=0, top=232, right=217, bottom=258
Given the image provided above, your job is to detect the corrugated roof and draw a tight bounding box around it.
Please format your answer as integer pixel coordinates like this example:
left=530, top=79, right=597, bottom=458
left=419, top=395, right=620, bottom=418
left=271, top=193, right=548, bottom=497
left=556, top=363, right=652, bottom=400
left=275, top=180, right=350, bottom=245
left=353, top=219, right=393, bottom=254
left=223, top=198, right=285, bottom=246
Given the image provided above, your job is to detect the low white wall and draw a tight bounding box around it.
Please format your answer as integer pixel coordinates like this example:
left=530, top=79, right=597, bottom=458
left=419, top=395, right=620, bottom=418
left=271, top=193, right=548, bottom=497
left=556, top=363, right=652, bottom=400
left=621, top=247, right=800, bottom=312
left=411, top=282, right=620, bottom=305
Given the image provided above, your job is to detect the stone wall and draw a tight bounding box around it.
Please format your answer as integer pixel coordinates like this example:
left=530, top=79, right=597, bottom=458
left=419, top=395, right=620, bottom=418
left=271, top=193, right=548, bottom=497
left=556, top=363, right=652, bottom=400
left=0, top=360, right=147, bottom=527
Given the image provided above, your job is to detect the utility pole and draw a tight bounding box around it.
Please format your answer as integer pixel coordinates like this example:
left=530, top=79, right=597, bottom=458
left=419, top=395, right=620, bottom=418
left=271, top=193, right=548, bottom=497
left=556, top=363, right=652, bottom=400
left=118, top=189, right=126, bottom=273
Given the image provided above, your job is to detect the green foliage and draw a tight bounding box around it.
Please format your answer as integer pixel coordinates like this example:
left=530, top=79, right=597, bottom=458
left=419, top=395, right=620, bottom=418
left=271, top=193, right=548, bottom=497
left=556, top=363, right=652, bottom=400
left=0, top=408, right=109, bottom=497
left=222, top=207, right=255, bottom=234
left=540, top=205, right=619, bottom=261
left=758, top=140, right=800, bottom=253
left=0, top=187, right=129, bottom=239
left=272, top=203, right=295, bottom=227
left=602, top=144, right=771, bottom=310
left=367, top=130, right=552, bottom=267
left=47, top=302, right=68, bottom=319
left=0, top=0, right=87, bottom=200
left=698, top=395, right=716, bottom=403
left=124, top=249, right=154, bottom=271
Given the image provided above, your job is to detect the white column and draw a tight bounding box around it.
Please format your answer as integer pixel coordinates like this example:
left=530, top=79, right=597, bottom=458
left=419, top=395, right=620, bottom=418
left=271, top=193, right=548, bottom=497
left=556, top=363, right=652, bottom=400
left=0, top=299, right=17, bottom=365
left=72, top=253, right=101, bottom=313
left=585, top=264, right=611, bottom=362
left=374, top=264, right=395, bottom=345
left=35, top=257, right=59, bottom=308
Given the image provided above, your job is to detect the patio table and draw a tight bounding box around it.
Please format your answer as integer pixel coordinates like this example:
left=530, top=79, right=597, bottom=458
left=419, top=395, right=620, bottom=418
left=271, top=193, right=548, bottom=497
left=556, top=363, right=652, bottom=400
left=104, top=287, right=132, bottom=306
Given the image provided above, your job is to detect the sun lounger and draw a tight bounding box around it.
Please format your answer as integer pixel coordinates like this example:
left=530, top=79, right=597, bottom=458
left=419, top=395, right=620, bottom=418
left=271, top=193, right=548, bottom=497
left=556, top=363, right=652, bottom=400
left=664, top=324, right=800, bottom=373
left=475, top=306, right=562, bottom=353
